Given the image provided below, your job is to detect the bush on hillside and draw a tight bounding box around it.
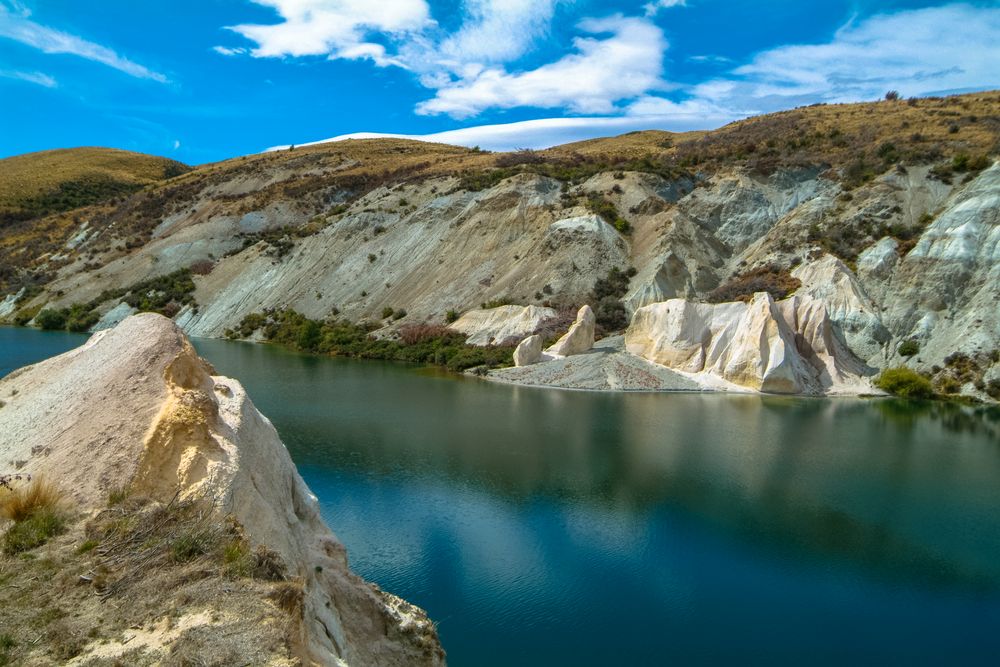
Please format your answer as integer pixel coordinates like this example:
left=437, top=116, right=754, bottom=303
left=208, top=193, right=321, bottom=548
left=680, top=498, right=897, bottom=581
left=35, top=308, right=67, bottom=330
left=706, top=265, right=801, bottom=304
left=875, top=367, right=935, bottom=399
left=589, top=267, right=636, bottom=332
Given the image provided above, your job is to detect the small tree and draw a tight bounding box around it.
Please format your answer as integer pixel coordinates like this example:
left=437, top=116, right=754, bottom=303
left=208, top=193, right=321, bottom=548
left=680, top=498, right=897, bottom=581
left=884, top=90, right=900, bottom=102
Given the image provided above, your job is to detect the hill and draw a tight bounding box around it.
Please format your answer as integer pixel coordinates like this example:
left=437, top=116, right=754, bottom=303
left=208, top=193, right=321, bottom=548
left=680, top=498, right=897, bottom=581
left=1, top=91, right=998, bottom=399
left=0, top=147, right=190, bottom=226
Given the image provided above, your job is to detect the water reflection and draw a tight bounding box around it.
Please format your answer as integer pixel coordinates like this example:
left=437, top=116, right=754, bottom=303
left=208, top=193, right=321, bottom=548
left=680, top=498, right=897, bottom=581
left=193, top=338, right=1000, bottom=592
left=6, top=329, right=1000, bottom=666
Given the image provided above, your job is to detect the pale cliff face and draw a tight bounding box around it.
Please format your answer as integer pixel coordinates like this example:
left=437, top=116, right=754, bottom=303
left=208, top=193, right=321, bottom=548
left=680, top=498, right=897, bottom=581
left=3, top=104, right=999, bottom=398
left=0, top=314, right=445, bottom=666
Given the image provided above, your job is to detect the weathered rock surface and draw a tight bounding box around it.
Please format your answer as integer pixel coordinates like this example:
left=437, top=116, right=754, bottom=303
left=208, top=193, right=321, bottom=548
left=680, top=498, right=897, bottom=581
left=3, top=101, right=998, bottom=398
left=546, top=305, right=596, bottom=357
left=625, top=293, right=872, bottom=394
left=513, top=334, right=543, bottom=366
left=0, top=314, right=444, bottom=666
left=791, top=254, right=890, bottom=362
left=491, top=336, right=702, bottom=391
left=449, top=304, right=557, bottom=346
left=881, top=162, right=1000, bottom=367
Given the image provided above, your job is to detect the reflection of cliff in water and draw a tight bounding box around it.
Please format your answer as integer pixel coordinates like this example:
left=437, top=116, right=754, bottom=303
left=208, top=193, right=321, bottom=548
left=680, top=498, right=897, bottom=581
left=194, top=338, right=1000, bottom=590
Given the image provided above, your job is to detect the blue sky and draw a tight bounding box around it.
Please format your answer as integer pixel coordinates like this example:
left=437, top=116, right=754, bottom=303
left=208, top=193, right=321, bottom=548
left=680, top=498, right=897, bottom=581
left=0, top=0, right=997, bottom=164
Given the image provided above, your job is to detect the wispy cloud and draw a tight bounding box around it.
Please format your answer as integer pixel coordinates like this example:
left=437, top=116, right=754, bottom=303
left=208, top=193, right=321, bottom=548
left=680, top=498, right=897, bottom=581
left=643, top=0, right=687, bottom=17
left=0, top=2, right=167, bottom=82
left=212, top=45, right=247, bottom=57
left=706, top=4, right=1000, bottom=110
left=434, top=0, right=559, bottom=67
left=0, top=68, right=56, bottom=87
left=266, top=109, right=734, bottom=154
left=417, top=15, right=668, bottom=118
left=234, top=0, right=999, bottom=147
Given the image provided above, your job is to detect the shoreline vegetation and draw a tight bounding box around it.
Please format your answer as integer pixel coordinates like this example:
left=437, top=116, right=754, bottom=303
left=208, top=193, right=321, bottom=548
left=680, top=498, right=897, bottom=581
left=224, top=308, right=516, bottom=374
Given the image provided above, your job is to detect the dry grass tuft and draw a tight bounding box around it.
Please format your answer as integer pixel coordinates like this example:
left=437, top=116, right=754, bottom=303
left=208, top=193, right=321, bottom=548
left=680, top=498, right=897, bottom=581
left=0, top=477, right=68, bottom=555
left=267, top=580, right=305, bottom=617
left=0, top=476, right=64, bottom=523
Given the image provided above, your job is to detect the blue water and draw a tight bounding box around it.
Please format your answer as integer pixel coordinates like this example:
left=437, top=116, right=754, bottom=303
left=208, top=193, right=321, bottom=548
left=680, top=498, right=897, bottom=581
left=4, top=327, right=1000, bottom=665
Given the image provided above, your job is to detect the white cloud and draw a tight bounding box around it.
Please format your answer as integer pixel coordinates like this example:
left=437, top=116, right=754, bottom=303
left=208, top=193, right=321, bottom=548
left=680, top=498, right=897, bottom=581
left=172, top=139, right=181, bottom=150
left=266, top=105, right=736, bottom=154
left=213, top=45, right=248, bottom=56
left=688, top=54, right=732, bottom=64
left=436, top=0, right=558, bottom=66
left=643, top=0, right=686, bottom=17
left=416, top=15, right=667, bottom=118
left=225, top=0, right=431, bottom=65
left=252, top=1, right=1000, bottom=150
left=0, top=68, right=56, bottom=87
left=0, top=3, right=167, bottom=82
left=717, top=4, right=1000, bottom=109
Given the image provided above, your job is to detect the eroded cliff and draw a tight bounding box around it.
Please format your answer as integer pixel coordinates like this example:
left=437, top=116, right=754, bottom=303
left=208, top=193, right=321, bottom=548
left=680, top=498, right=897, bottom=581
left=0, top=313, right=444, bottom=666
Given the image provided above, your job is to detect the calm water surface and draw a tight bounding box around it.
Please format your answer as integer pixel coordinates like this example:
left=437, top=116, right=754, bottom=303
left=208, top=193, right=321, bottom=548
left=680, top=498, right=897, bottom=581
left=4, top=327, right=1000, bottom=665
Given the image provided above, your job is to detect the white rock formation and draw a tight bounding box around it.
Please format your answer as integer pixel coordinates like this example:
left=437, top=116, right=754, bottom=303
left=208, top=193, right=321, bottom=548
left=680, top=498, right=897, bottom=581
left=0, top=314, right=443, bottom=667
left=546, top=305, right=596, bottom=357
left=791, top=254, right=890, bottom=361
left=0, top=288, right=22, bottom=319
left=449, top=304, right=556, bottom=346
left=513, top=334, right=543, bottom=366
left=625, top=293, right=871, bottom=394
left=93, top=301, right=138, bottom=331
left=881, top=162, right=1000, bottom=365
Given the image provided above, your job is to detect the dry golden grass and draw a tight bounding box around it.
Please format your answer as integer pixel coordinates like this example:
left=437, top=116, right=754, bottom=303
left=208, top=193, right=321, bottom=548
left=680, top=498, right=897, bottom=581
left=0, top=476, right=64, bottom=523
left=0, top=147, right=188, bottom=211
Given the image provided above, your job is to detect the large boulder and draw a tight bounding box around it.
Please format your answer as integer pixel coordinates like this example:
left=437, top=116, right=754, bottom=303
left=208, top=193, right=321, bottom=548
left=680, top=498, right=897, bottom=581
left=448, top=305, right=557, bottom=346
left=0, top=314, right=444, bottom=666
left=625, top=292, right=871, bottom=394
left=546, top=305, right=596, bottom=357
left=513, top=334, right=543, bottom=366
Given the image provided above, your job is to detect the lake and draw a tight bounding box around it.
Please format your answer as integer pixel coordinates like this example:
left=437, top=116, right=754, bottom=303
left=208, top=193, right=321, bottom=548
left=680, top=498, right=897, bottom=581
left=4, top=326, right=1000, bottom=665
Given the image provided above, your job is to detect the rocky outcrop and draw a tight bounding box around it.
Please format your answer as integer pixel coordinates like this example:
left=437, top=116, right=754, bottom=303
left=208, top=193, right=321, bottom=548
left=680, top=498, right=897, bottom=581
left=625, top=293, right=872, bottom=394
left=880, top=162, right=1000, bottom=366
left=513, top=334, right=543, bottom=366
left=449, top=304, right=557, bottom=346
left=791, top=254, right=890, bottom=362
left=546, top=305, right=595, bottom=357
left=0, top=314, right=444, bottom=666
left=3, top=95, right=998, bottom=399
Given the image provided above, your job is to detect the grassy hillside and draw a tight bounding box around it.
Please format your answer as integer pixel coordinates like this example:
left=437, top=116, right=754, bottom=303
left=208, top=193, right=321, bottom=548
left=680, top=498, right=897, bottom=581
left=0, top=147, right=190, bottom=225
left=0, top=91, right=996, bottom=300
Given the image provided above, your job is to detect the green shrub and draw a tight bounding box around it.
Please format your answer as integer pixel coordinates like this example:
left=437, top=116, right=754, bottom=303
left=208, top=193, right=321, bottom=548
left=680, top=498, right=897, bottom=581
left=381, top=306, right=395, bottom=319
left=589, top=267, right=635, bottom=331
left=481, top=298, right=515, bottom=309
left=2, top=509, right=66, bottom=555
left=65, top=304, right=99, bottom=332
left=445, top=309, right=459, bottom=324
left=875, top=367, right=935, bottom=399
left=35, top=308, right=67, bottom=330
left=897, top=340, right=920, bottom=357
left=586, top=196, right=630, bottom=234
left=169, top=528, right=215, bottom=563
left=231, top=308, right=514, bottom=372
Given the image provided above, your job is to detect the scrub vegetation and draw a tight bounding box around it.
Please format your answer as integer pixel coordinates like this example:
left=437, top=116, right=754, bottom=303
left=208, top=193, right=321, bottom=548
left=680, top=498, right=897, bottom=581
left=226, top=308, right=515, bottom=372
left=31, top=268, right=197, bottom=331
left=0, top=481, right=302, bottom=664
